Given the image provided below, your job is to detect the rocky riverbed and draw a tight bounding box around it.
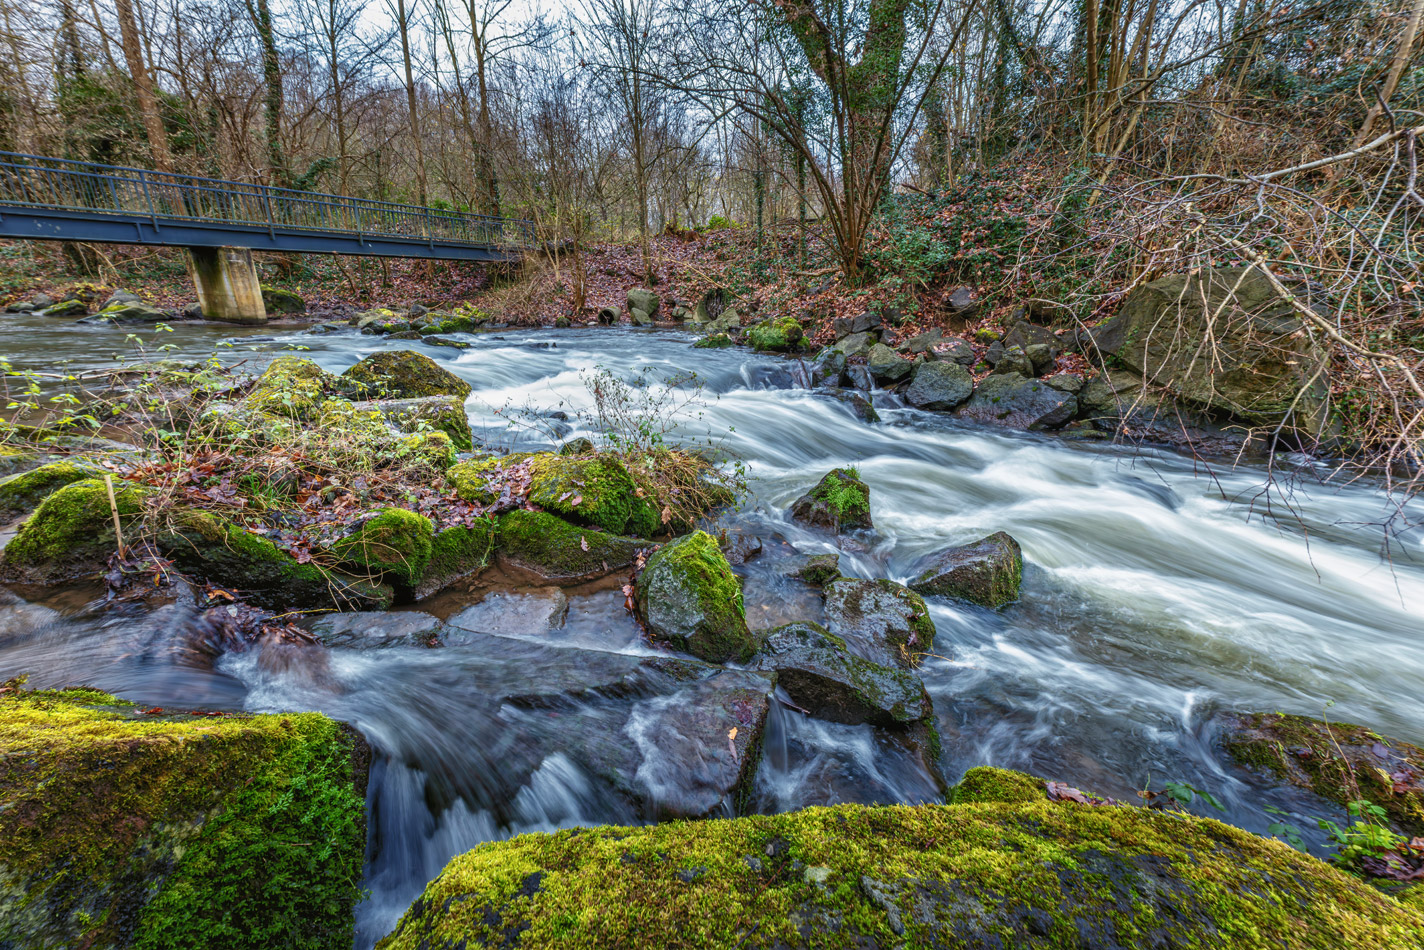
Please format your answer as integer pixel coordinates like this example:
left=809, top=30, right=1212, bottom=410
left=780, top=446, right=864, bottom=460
left=1, top=314, right=1421, bottom=946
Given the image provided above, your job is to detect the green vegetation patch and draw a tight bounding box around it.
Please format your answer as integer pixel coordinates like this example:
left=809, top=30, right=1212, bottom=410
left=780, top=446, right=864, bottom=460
left=378, top=772, right=1423, bottom=949
left=528, top=453, right=658, bottom=537
left=331, top=508, right=435, bottom=589
left=497, top=509, right=639, bottom=581
left=745, top=315, right=805, bottom=352
left=0, top=683, right=366, bottom=950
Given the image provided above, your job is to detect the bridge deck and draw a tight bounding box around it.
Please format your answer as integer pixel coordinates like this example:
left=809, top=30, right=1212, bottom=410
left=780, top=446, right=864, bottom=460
left=0, top=152, right=529, bottom=262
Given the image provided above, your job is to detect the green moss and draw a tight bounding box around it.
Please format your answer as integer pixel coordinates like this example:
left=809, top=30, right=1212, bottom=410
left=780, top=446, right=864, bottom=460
left=332, top=508, right=435, bottom=589
left=497, top=509, right=639, bottom=581
left=378, top=782, right=1423, bottom=949
left=745, top=315, right=805, bottom=352
left=1, top=477, right=146, bottom=582
left=246, top=356, right=342, bottom=420
left=420, top=518, right=498, bottom=595
left=528, top=453, right=650, bottom=536
left=160, top=511, right=392, bottom=610
left=1224, top=713, right=1424, bottom=836
left=398, top=430, right=458, bottom=472
left=635, top=531, right=755, bottom=663
left=693, top=333, right=733, bottom=349
left=792, top=469, right=873, bottom=533
left=0, top=460, right=105, bottom=520
left=381, top=396, right=474, bottom=451
left=0, top=685, right=366, bottom=950
left=341, top=350, right=472, bottom=399
left=425, top=312, right=486, bottom=334
left=951, top=766, right=1047, bottom=804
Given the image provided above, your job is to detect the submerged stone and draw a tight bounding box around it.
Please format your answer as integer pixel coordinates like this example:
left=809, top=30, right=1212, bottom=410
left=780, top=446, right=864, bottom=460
left=377, top=765, right=1423, bottom=949
left=448, top=587, right=570, bottom=639
left=909, top=531, right=1024, bottom=608
left=0, top=685, right=368, bottom=950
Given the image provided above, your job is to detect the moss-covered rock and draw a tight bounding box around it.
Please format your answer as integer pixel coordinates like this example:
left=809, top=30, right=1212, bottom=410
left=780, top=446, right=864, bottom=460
left=745, top=315, right=804, bottom=352
left=378, top=768, right=1424, bottom=949
left=1224, top=713, right=1424, bottom=837
left=950, top=765, right=1051, bottom=804
left=498, top=510, right=640, bottom=581
left=425, top=311, right=487, bottom=334
left=527, top=453, right=660, bottom=537
left=447, top=453, right=533, bottom=504
left=359, top=395, right=474, bottom=451
left=0, top=684, right=367, bottom=950
left=260, top=285, right=306, bottom=314
left=341, top=350, right=472, bottom=399
left=789, top=468, right=873, bottom=533
left=331, top=508, right=435, bottom=590
left=823, top=578, right=936, bottom=670
left=693, top=333, right=733, bottom=349
left=160, top=510, right=392, bottom=610
left=0, top=460, right=105, bottom=521
left=781, top=552, right=841, bottom=588
left=396, top=430, right=458, bottom=472
left=908, top=531, right=1024, bottom=608
left=753, top=621, right=933, bottom=727
left=246, top=356, right=348, bottom=420
left=417, top=518, right=498, bottom=598
left=0, top=477, right=145, bottom=583
left=635, top=531, right=757, bottom=663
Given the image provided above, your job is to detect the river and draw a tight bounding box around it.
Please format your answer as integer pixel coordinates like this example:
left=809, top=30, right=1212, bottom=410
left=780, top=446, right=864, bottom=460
left=2, top=315, right=1421, bottom=946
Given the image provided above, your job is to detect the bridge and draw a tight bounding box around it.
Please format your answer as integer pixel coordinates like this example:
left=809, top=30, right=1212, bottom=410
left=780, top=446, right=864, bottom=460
left=0, top=151, right=532, bottom=323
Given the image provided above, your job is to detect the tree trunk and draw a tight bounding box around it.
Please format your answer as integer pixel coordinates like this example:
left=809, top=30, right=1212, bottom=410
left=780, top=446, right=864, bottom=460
left=246, top=0, right=288, bottom=186
left=114, top=0, right=172, bottom=171
left=1353, top=0, right=1424, bottom=147
left=396, top=0, right=428, bottom=205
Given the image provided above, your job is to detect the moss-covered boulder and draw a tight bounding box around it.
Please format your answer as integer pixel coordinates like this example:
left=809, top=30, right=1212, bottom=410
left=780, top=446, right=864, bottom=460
left=635, top=531, right=756, bottom=663
left=0, top=477, right=145, bottom=583
left=417, top=518, right=498, bottom=598
left=0, top=444, right=39, bottom=477
left=358, top=395, right=474, bottom=451
left=246, top=356, right=349, bottom=419
left=0, top=684, right=367, bottom=950
left=823, top=578, right=936, bottom=670
left=425, top=312, right=487, bottom=334
left=908, top=531, right=1023, bottom=608
left=160, top=510, right=392, bottom=610
left=867, top=342, right=914, bottom=382
left=693, top=333, right=733, bottom=349
left=260, top=285, right=306, bottom=314
left=447, top=453, right=533, bottom=504
left=789, top=468, right=873, bottom=533
left=745, top=315, right=804, bottom=352
left=331, top=508, right=435, bottom=590
left=342, top=350, right=472, bottom=399
left=0, top=460, right=105, bottom=521
left=498, top=510, right=640, bottom=581
left=753, top=621, right=932, bottom=727
left=527, top=453, right=660, bottom=537
left=1224, top=712, right=1424, bottom=836
left=378, top=766, right=1424, bottom=949
left=396, top=430, right=458, bottom=472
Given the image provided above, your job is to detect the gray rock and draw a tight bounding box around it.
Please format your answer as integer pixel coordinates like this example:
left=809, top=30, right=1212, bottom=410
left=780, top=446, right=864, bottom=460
left=630, top=307, right=654, bottom=326
left=30, top=293, right=53, bottom=308
left=959, top=373, right=1078, bottom=430
left=1024, top=343, right=1056, bottom=374
left=37, top=299, right=87, bottom=317
left=1044, top=373, right=1083, bottom=394
left=818, top=388, right=880, bottom=423
left=946, top=286, right=978, bottom=316
left=1002, top=320, right=1060, bottom=352
left=308, top=610, right=447, bottom=648
left=991, top=345, right=1035, bottom=377
left=183, top=302, right=204, bottom=319
left=753, top=621, right=932, bottom=726
left=834, top=332, right=874, bottom=360
left=909, top=532, right=1023, bottom=608
left=805, top=348, right=847, bottom=388
left=866, top=344, right=913, bottom=383
left=101, top=290, right=143, bottom=309
left=789, top=469, right=873, bottom=533
left=832, top=310, right=882, bottom=339
left=845, top=366, right=874, bottom=391
left=627, top=288, right=660, bottom=318
left=823, top=578, right=936, bottom=670
left=903, top=329, right=943, bottom=354
left=984, top=341, right=1004, bottom=365
left=5, top=301, right=34, bottom=312
left=448, top=588, right=570, bottom=640
left=931, top=339, right=976, bottom=365
left=560, top=437, right=596, bottom=455
left=904, top=361, right=973, bottom=410
left=779, top=553, right=840, bottom=588
left=422, top=335, right=471, bottom=348
left=85, top=302, right=170, bottom=324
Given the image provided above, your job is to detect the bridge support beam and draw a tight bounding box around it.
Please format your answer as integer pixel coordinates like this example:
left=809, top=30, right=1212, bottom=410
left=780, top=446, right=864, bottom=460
left=186, top=246, right=267, bottom=325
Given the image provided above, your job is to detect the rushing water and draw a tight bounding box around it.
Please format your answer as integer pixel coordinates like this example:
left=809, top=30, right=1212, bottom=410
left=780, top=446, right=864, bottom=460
left=3, top=317, right=1422, bottom=946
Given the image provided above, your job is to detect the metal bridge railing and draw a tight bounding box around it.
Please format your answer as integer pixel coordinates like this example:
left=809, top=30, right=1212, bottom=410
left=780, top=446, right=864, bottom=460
left=0, top=152, right=533, bottom=248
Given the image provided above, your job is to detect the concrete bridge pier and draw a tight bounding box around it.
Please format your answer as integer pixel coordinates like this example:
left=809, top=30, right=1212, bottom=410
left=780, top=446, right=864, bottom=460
left=186, top=246, right=268, bottom=325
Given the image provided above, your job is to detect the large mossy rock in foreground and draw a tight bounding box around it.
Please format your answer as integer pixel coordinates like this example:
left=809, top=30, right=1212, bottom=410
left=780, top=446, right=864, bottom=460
left=0, top=477, right=146, bottom=584
left=1092, top=267, right=1333, bottom=439
left=0, top=686, right=368, bottom=950
left=378, top=766, right=1423, bottom=949
left=635, top=531, right=757, bottom=663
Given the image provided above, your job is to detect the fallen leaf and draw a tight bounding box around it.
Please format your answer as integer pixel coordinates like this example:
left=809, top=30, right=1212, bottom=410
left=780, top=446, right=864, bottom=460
left=580, top=536, right=589, bottom=552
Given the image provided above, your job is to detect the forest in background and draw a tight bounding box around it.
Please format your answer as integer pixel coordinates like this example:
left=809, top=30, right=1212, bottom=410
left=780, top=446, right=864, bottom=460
left=0, top=0, right=1421, bottom=490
